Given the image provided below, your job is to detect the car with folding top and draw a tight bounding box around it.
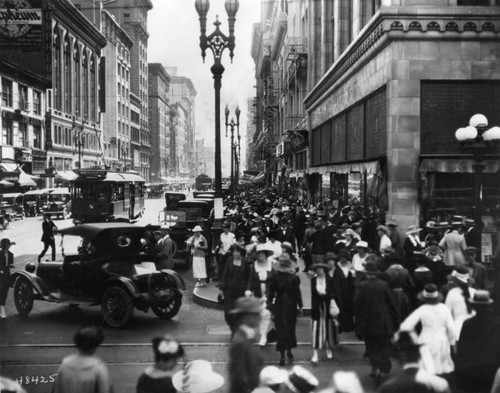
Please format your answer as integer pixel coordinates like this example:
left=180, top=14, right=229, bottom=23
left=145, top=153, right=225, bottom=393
left=23, top=189, right=50, bottom=216
left=0, top=192, right=24, bottom=221
left=10, top=223, right=186, bottom=328
left=41, top=188, right=71, bottom=219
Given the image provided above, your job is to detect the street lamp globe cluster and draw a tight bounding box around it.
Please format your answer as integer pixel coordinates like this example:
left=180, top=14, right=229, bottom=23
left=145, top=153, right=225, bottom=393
left=195, top=0, right=240, bottom=224
left=455, top=114, right=500, bottom=144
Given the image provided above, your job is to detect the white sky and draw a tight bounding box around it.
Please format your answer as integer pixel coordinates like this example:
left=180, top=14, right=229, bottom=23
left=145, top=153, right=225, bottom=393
left=148, top=0, right=261, bottom=175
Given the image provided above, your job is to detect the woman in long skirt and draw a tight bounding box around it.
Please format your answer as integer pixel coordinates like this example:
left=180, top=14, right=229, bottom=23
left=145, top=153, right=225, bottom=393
left=187, top=226, right=208, bottom=287
left=219, top=244, right=253, bottom=334
left=310, top=262, right=337, bottom=365
left=267, top=253, right=303, bottom=366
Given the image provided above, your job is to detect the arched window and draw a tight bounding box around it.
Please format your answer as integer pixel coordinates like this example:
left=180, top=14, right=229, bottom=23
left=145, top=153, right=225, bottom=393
left=63, top=34, right=72, bottom=113
left=73, top=41, right=81, bottom=117
left=53, top=27, right=61, bottom=110
left=82, top=50, right=89, bottom=119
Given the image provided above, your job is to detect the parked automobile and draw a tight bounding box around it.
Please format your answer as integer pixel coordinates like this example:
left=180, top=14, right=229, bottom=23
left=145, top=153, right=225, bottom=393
left=0, top=193, right=24, bottom=221
left=23, top=189, right=50, bottom=217
left=10, top=223, right=186, bottom=328
left=164, top=192, right=186, bottom=210
left=41, top=188, right=70, bottom=219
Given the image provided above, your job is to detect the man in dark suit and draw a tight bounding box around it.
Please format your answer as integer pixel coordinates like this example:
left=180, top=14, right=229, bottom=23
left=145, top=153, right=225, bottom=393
left=456, top=290, right=500, bottom=392
left=355, top=261, right=398, bottom=383
left=0, top=238, right=15, bottom=319
left=229, top=297, right=263, bottom=393
left=275, top=221, right=295, bottom=251
left=379, top=331, right=449, bottom=393
left=38, top=215, right=58, bottom=262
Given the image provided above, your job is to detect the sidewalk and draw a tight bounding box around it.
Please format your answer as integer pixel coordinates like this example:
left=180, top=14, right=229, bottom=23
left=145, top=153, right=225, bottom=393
left=193, top=266, right=313, bottom=315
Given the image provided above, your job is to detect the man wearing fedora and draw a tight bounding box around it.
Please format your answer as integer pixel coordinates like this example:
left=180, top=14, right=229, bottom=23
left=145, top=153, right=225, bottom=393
left=456, top=290, right=500, bottom=392
left=378, top=331, right=450, bottom=393
left=354, top=261, right=398, bottom=382
left=229, top=297, right=263, bottom=393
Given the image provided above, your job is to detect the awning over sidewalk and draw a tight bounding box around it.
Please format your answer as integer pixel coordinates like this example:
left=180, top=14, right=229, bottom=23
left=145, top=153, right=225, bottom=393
left=56, top=170, right=78, bottom=182
left=19, top=170, right=37, bottom=187
left=311, top=160, right=381, bottom=176
left=419, top=158, right=500, bottom=174
left=252, top=171, right=266, bottom=183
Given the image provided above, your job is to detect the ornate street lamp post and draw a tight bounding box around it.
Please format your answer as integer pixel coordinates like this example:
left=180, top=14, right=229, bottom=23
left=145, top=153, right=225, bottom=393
left=195, top=0, right=239, bottom=222
left=225, top=105, right=240, bottom=193
left=455, top=114, right=500, bottom=261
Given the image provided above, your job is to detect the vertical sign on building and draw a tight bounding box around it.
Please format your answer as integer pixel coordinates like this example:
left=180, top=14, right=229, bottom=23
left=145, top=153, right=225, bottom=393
left=0, top=1, right=43, bottom=47
left=99, top=57, right=106, bottom=113
left=42, top=8, right=52, bottom=81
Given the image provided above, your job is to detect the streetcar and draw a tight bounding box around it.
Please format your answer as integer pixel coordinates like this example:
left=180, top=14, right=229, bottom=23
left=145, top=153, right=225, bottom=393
left=195, top=174, right=212, bottom=191
left=70, top=170, right=145, bottom=224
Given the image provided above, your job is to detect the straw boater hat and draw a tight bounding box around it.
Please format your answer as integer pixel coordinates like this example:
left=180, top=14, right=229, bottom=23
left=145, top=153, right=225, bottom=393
left=450, top=266, right=472, bottom=285
left=173, top=360, right=224, bottom=393
left=406, top=225, right=422, bottom=236
left=273, top=253, right=297, bottom=273
left=344, top=228, right=357, bottom=238
left=255, top=243, right=274, bottom=258
left=259, top=366, right=288, bottom=387
left=192, top=226, right=203, bottom=233
left=426, top=221, right=437, bottom=229
left=468, top=290, right=493, bottom=306
left=285, top=366, right=319, bottom=393
left=354, top=241, right=369, bottom=250
left=377, top=225, right=390, bottom=235
left=417, top=284, right=443, bottom=304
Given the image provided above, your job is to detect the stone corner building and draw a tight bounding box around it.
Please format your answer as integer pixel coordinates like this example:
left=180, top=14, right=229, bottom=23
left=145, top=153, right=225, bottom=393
left=303, top=0, right=500, bottom=230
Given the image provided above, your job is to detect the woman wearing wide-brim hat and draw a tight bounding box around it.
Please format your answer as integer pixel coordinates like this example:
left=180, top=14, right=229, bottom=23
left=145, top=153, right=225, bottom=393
left=250, top=244, right=274, bottom=347
left=187, top=226, right=208, bottom=288
left=172, top=359, right=224, bottom=393
left=267, top=253, right=303, bottom=366
left=309, top=262, right=337, bottom=365
left=401, top=284, right=457, bottom=376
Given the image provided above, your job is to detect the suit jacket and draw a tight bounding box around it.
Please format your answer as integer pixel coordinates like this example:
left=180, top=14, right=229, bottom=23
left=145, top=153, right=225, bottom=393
left=41, top=220, right=57, bottom=243
left=0, top=250, right=13, bottom=277
left=275, top=227, right=295, bottom=249
left=229, top=328, right=263, bottom=393
left=456, top=310, right=500, bottom=390
left=354, top=276, right=398, bottom=337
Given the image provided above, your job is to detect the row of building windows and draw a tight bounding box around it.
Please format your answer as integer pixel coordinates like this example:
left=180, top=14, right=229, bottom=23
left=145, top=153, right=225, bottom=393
left=53, top=125, right=99, bottom=151
left=1, top=118, right=42, bottom=149
left=1, top=78, right=42, bottom=115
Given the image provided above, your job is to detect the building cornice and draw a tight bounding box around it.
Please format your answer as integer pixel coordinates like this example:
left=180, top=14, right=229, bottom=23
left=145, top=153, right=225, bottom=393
left=49, top=0, right=107, bottom=49
left=304, top=7, right=500, bottom=112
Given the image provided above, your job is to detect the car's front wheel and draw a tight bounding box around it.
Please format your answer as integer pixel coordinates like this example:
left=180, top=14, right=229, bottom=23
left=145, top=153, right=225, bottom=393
left=13, top=277, right=34, bottom=317
left=152, top=292, right=182, bottom=320
left=101, top=286, right=133, bottom=328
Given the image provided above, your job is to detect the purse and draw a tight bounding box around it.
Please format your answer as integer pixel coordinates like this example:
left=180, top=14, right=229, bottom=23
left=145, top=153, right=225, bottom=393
left=329, top=299, right=340, bottom=318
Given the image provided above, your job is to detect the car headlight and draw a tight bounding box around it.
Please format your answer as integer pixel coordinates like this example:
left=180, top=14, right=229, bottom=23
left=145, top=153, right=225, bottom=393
left=89, top=204, right=94, bottom=210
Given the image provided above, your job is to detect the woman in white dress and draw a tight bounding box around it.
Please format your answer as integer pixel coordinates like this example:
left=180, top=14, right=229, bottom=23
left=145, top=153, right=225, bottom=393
left=187, top=226, right=208, bottom=287
left=400, top=284, right=457, bottom=377
left=251, top=244, right=274, bottom=347
left=444, top=267, right=475, bottom=338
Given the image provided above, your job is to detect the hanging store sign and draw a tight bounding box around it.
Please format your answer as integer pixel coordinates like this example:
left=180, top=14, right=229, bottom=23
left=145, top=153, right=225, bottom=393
left=0, top=2, right=42, bottom=47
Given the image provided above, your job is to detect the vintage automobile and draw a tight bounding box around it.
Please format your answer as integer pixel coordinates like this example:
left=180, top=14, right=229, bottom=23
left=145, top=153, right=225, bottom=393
left=41, top=188, right=70, bottom=219
left=0, top=193, right=25, bottom=221
left=23, top=189, right=50, bottom=217
left=10, top=223, right=186, bottom=328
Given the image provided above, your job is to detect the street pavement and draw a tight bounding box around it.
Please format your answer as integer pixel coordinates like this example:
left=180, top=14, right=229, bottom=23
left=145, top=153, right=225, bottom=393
left=0, top=198, right=389, bottom=393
